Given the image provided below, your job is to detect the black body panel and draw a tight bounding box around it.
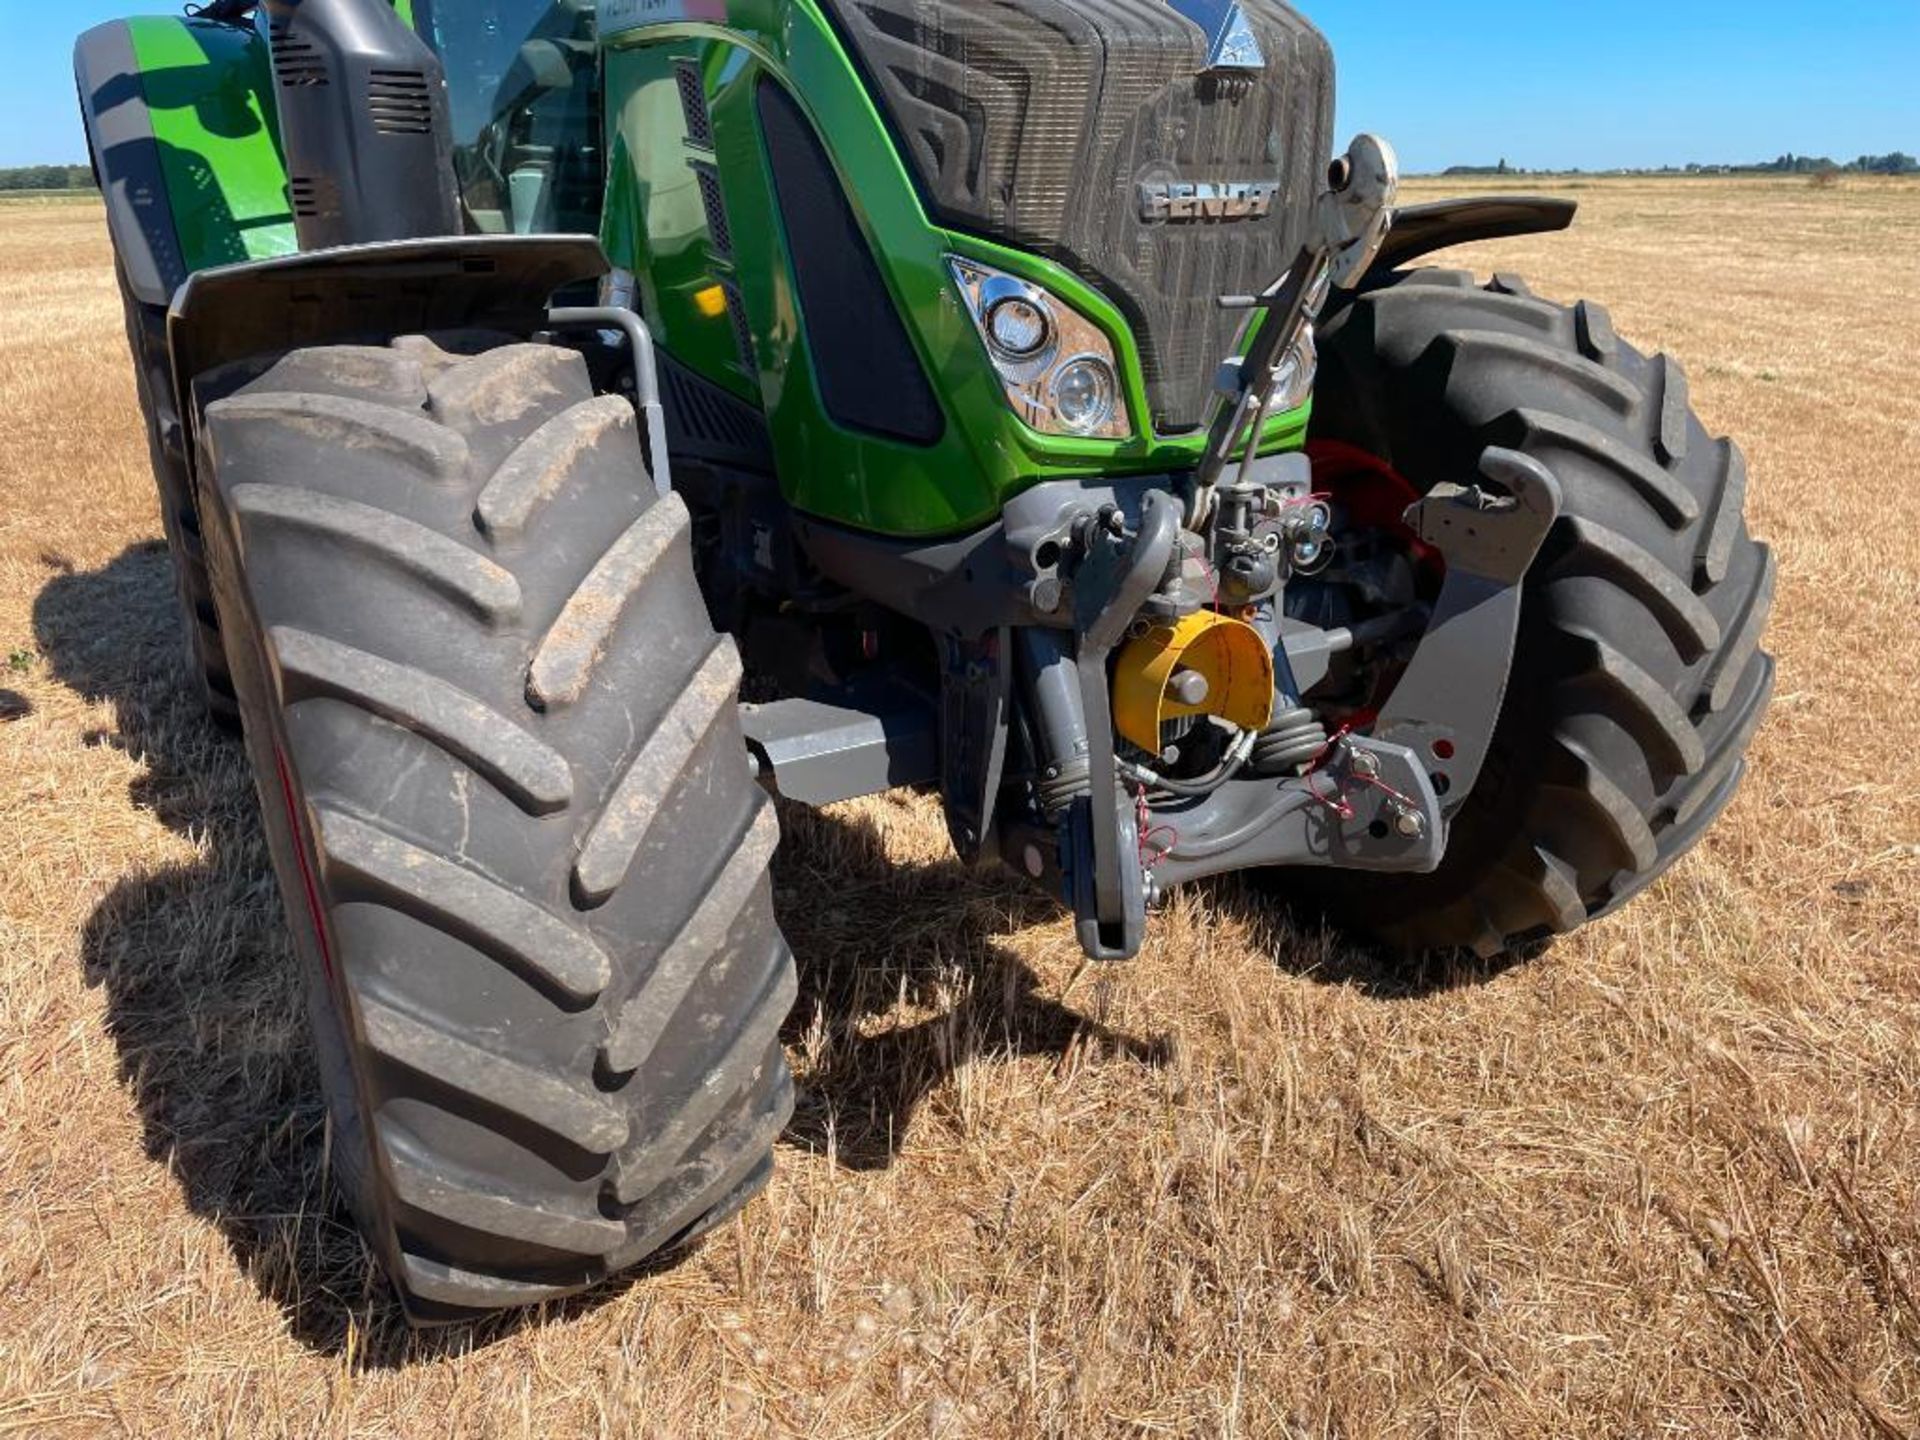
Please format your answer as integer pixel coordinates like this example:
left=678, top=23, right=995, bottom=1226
left=821, top=0, right=1335, bottom=433
left=757, top=79, right=946, bottom=447
left=262, top=0, right=461, bottom=248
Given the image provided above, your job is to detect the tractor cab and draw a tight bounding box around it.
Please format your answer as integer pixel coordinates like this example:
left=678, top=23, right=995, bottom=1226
left=419, top=0, right=601, bottom=235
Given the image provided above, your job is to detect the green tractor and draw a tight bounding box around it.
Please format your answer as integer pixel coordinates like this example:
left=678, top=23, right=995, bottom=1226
left=78, top=0, right=1774, bottom=1320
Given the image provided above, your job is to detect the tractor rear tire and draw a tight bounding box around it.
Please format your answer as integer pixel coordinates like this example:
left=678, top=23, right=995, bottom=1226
left=1307, top=269, right=1776, bottom=957
left=193, top=335, right=797, bottom=1321
left=119, top=273, right=240, bottom=729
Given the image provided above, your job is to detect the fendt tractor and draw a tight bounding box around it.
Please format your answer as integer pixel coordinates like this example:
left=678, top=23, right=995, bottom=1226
left=77, top=0, right=1774, bottom=1319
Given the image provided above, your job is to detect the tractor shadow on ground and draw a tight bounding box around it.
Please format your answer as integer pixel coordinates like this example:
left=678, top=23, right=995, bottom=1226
left=1201, top=876, right=1549, bottom=999
left=770, top=802, right=1174, bottom=1173
left=763, top=811, right=1540, bottom=1168
left=29, top=542, right=1176, bottom=1363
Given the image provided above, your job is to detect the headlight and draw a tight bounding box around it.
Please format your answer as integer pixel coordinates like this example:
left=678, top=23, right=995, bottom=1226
left=985, top=295, right=1050, bottom=358
left=1050, top=355, right=1119, bottom=435
left=949, top=258, right=1133, bottom=440
left=1268, top=325, right=1317, bottom=415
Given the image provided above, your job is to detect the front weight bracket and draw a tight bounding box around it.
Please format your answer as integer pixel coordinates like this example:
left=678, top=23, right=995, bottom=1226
left=1373, top=446, right=1563, bottom=816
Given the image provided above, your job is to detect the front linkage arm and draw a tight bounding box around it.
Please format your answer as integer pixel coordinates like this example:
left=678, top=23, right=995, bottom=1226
left=1065, top=491, right=1183, bottom=959
left=1372, top=448, right=1563, bottom=812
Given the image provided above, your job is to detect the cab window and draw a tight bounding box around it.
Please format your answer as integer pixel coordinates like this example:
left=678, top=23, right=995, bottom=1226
left=416, top=0, right=601, bottom=234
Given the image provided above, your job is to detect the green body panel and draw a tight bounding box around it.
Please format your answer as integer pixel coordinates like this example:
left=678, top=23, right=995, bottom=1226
left=602, top=42, right=760, bottom=404
left=599, top=1, right=1309, bottom=539
left=100, top=0, right=1307, bottom=540
left=125, top=17, right=295, bottom=274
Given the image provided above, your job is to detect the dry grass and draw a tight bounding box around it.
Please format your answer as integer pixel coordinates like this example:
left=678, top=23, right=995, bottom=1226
left=1, top=177, right=1917, bottom=1437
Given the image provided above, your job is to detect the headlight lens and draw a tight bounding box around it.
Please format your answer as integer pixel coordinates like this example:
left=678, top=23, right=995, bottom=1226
left=1051, top=356, right=1119, bottom=434
left=985, top=296, right=1050, bottom=358
left=1268, top=325, right=1318, bottom=415
left=949, top=258, right=1133, bottom=439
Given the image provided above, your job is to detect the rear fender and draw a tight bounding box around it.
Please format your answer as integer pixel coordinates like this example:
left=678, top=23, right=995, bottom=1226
left=76, top=16, right=296, bottom=307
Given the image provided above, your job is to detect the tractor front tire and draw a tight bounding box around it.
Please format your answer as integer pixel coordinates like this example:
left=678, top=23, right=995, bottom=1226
left=194, top=335, right=796, bottom=1321
left=1308, top=270, right=1776, bottom=957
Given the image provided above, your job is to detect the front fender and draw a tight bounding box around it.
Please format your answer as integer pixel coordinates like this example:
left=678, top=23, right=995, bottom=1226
left=168, top=233, right=610, bottom=466
left=1370, top=195, right=1578, bottom=276
left=76, top=15, right=295, bottom=307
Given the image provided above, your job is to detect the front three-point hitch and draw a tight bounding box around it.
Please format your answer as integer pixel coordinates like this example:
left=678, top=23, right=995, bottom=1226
left=1012, top=137, right=1566, bottom=960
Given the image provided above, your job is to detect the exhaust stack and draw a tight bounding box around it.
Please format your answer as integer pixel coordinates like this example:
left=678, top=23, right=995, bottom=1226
left=262, top=0, right=461, bottom=249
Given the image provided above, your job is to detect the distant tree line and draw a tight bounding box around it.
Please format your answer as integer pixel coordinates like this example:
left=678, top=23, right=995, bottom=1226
left=1442, top=153, right=1918, bottom=178
left=0, top=165, right=98, bottom=192
left=1745, top=152, right=1918, bottom=175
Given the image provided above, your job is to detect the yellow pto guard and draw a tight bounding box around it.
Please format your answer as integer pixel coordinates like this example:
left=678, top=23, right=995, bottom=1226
left=1112, top=611, right=1276, bottom=754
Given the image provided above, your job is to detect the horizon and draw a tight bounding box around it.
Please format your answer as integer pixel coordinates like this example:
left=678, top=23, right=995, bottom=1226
left=13, top=158, right=1920, bottom=181
left=6, top=0, right=1915, bottom=170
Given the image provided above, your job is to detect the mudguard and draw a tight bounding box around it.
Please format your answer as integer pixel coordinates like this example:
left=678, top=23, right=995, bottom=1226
left=75, top=15, right=295, bottom=307
left=168, top=234, right=608, bottom=397
left=1371, top=195, right=1578, bottom=275
left=166, top=233, right=610, bottom=481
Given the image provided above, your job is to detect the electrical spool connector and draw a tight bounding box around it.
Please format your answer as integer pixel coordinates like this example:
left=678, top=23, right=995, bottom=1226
left=1251, top=705, right=1328, bottom=776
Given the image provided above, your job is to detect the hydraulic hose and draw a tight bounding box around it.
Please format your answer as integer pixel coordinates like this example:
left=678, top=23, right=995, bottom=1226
left=1119, top=728, right=1258, bottom=799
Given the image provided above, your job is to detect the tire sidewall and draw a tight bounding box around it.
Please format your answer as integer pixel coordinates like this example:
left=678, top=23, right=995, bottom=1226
left=193, top=429, right=394, bottom=1273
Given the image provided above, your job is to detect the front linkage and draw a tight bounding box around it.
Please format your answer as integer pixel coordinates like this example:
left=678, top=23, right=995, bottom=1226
left=765, top=138, right=1564, bottom=962
left=1015, top=447, right=1563, bottom=960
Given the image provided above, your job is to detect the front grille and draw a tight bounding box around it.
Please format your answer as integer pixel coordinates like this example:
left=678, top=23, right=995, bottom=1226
left=821, top=0, right=1335, bottom=433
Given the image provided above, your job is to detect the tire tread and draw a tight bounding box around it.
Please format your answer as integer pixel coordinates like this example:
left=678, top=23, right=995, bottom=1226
left=196, top=336, right=795, bottom=1321
left=1309, top=273, right=1774, bottom=954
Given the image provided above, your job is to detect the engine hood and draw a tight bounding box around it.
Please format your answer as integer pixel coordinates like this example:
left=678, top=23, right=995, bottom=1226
left=820, top=0, right=1336, bottom=434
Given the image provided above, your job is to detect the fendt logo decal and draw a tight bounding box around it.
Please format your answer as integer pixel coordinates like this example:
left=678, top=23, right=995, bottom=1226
left=1137, top=180, right=1280, bottom=224
left=1163, top=0, right=1267, bottom=73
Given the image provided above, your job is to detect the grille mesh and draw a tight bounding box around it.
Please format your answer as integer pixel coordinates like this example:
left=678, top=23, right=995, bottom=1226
left=821, top=0, right=1334, bottom=432
left=721, top=281, right=757, bottom=375
left=675, top=60, right=715, bottom=150
left=694, top=164, right=733, bottom=260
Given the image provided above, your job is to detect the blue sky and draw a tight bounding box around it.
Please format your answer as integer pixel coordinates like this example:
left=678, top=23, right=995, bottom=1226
left=12, top=0, right=1918, bottom=171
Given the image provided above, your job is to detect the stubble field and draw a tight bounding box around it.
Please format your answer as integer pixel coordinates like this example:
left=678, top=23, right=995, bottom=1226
left=1, top=178, right=1917, bottom=1437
